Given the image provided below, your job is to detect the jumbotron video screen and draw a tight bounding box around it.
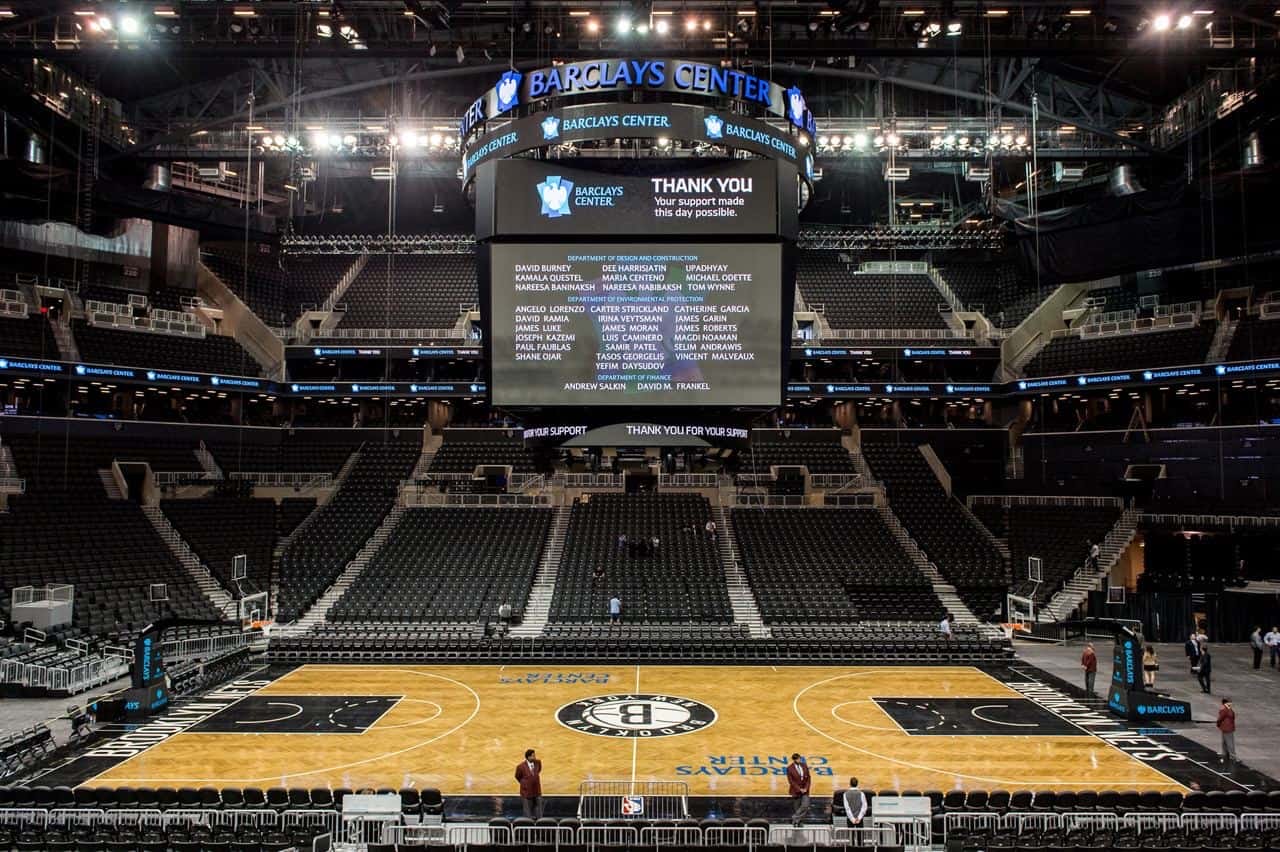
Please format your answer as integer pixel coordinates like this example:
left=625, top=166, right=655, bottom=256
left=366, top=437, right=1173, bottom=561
left=489, top=242, right=783, bottom=407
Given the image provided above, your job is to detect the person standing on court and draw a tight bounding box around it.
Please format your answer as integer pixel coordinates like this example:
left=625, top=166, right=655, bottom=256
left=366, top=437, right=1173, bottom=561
left=609, top=595, right=622, bottom=624
left=515, top=748, right=543, bottom=818
left=1249, top=627, right=1265, bottom=670
left=1217, top=698, right=1236, bottom=768
left=786, top=753, right=811, bottom=826
left=1196, top=644, right=1213, bottom=694
left=842, top=777, right=867, bottom=826
left=1081, top=642, right=1098, bottom=696
left=1185, top=632, right=1201, bottom=672
left=1266, top=626, right=1280, bottom=669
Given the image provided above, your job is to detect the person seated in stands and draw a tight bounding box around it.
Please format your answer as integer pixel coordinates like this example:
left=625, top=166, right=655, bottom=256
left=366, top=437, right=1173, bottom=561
left=592, top=565, right=605, bottom=583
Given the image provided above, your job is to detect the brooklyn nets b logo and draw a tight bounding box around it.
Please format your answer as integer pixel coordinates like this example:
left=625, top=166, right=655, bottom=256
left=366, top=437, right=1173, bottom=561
left=557, top=694, right=717, bottom=738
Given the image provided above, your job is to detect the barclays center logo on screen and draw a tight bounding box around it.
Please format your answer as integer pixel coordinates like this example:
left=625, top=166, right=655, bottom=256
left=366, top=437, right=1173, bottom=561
left=704, top=114, right=724, bottom=139
left=536, top=175, right=574, bottom=218
left=540, top=115, right=561, bottom=140
left=494, top=70, right=523, bottom=114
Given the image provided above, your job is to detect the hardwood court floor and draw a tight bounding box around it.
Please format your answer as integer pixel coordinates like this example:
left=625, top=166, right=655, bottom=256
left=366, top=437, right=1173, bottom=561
left=82, top=665, right=1184, bottom=796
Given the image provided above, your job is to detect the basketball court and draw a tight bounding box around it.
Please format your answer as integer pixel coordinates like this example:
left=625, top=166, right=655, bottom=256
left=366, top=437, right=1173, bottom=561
left=42, top=664, right=1247, bottom=796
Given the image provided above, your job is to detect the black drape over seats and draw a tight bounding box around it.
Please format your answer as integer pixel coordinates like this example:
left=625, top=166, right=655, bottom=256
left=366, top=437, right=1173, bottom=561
left=206, top=431, right=364, bottom=475
left=276, top=440, right=419, bottom=621
left=334, top=254, right=478, bottom=330
left=796, top=253, right=952, bottom=330
left=863, top=443, right=1008, bottom=619
left=429, top=441, right=539, bottom=473
left=1226, top=313, right=1280, bottom=362
left=972, top=503, right=1122, bottom=603
left=328, top=506, right=551, bottom=622
left=549, top=493, right=731, bottom=623
left=0, top=314, right=58, bottom=359
left=732, top=506, right=943, bottom=623
left=202, top=246, right=357, bottom=327
left=161, top=496, right=277, bottom=590
left=742, top=440, right=855, bottom=475
left=0, top=435, right=222, bottom=635
left=73, top=320, right=263, bottom=377
left=1023, top=323, right=1215, bottom=378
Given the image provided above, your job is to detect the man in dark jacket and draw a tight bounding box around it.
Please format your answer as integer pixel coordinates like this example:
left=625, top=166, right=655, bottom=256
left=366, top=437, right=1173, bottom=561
left=515, top=748, right=543, bottom=818
left=787, top=753, right=811, bottom=826
left=1196, top=645, right=1213, bottom=694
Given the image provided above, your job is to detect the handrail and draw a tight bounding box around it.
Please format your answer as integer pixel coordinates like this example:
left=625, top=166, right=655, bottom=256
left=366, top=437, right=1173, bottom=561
left=968, top=494, right=1124, bottom=509
left=228, top=471, right=334, bottom=489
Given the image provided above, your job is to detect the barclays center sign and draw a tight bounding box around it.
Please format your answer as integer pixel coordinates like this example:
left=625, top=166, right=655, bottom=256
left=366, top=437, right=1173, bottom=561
left=460, top=58, right=817, bottom=139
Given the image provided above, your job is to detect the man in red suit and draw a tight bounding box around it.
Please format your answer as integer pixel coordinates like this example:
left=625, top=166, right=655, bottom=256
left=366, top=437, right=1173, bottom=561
left=515, top=748, right=543, bottom=818
left=786, top=752, right=811, bottom=826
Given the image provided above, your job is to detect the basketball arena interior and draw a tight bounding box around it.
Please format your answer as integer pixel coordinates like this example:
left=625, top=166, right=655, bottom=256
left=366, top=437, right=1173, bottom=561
left=0, top=1, right=1279, bottom=850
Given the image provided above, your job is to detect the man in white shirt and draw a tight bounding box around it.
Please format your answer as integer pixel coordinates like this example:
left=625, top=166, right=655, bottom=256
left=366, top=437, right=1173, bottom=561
left=1264, top=626, right=1280, bottom=669
left=609, top=595, right=622, bottom=624
left=939, top=613, right=952, bottom=639
left=842, top=777, right=868, bottom=826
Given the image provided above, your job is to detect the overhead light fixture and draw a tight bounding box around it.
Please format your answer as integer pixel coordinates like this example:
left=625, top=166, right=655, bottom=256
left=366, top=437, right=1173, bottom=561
left=685, top=17, right=698, bottom=30
left=316, top=23, right=333, bottom=36
left=586, top=18, right=599, bottom=32
left=617, top=15, right=632, bottom=32
left=1152, top=13, right=1171, bottom=29
left=1068, top=8, right=1092, bottom=14
left=902, top=9, right=925, bottom=15
left=1175, top=13, right=1193, bottom=27
left=153, top=7, right=177, bottom=17
left=655, top=18, right=669, bottom=33
left=568, top=10, right=592, bottom=16
left=984, top=8, right=1009, bottom=15
left=232, top=7, right=257, bottom=16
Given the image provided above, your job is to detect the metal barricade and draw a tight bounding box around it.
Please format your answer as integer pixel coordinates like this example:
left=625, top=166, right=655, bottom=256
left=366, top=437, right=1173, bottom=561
left=577, top=780, right=689, bottom=820
left=578, top=825, right=639, bottom=847
left=1241, top=814, right=1280, bottom=832
left=514, top=825, right=575, bottom=846
left=161, top=809, right=224, bottom=832
left=283, top=809, right=341, bottom=839
left=0, top=809, right=48, bottom=829
left=48, top=808, right=107, bottom=831
left=944, top=812, right=1000, bottom=838
left=832, top=825, right=898, bottom=847
left=1004, top=812, right=1062, bottom=833
left=445, top=824, right=512, bottom=846
left=381, top=823, right=447, bottom=846
left=1132, top=813, right=1181, bottom=834
left=768, top=824, right=833, bottom=846
left=1064, top=813, right=1129, bottom=833
left=105, top=809, right=167, bottom=831
left=1180, top=813, right=1238, bottom=833
left=642, top=826, right=705, bottom=847
left=705, top=826, right=768, bottom=849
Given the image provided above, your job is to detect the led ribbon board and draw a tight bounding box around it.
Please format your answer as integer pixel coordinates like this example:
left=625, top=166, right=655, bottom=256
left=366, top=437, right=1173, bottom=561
left=462, top=102, right=814, bottom=179
left=460, top=59, right=817, bottom=140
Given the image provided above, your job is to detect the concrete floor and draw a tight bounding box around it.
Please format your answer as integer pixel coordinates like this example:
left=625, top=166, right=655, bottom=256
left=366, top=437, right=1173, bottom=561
left=1014, top=639, right=1280, bottom=783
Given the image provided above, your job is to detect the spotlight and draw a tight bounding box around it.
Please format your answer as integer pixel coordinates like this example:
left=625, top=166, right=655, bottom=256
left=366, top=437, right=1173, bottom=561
left=685, top=17, right=698, bottom=31
left=1153, top=13, right=1171, bottom=29
left=886, top=132, right=900, bottom=146
left=637, top=22, right=650, bottom=34
left=119, top=15, right=139, bottom=35
left=946, top=19, right=961, bottom=34
left=655, top=18, right=669, bottom=33
left=401, top=131, right=419, bottom=148
left=316, top=23, right=332, bottom=37
left=96, top=14, right=112, bottom=30
left=617, top=15, right=632, bottom=32
left=1015, top=134, right=1027, bottom=145
left=429, top=132, right=444, bottom=147
left=342, top=134, right=357, bottom=147
left=1176, top=13, right=1192, bottom=27
left=310, top=130, right=327, bottom=148
left=586, top=18, right=599, bottom=32
left=339, top=24, right=358, bottom=40
left=327, top=134, right=342, bottom=149
left=852, top=132, right=868, bottom=148
left=273, top=134, right=286, bottom=147
left=702, top=19, right=712, bottom=29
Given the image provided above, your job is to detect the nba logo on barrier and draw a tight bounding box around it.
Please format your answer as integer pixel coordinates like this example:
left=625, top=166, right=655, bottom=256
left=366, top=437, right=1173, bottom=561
left=622, top=796, right=644, bottom=816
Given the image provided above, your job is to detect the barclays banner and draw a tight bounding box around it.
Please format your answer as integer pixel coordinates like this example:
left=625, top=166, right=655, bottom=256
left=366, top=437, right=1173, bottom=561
left=460, top=59, right=816, bottom=140
left=462, top=102, right=809, bottom=179
left=480, top=159, right=779, bottom=238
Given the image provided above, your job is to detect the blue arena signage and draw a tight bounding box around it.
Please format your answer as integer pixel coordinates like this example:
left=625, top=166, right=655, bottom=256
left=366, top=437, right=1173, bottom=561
left=0, top=357, right=63, bottom=373
left=210, top=376, right=262, bottom=389
left=145, top=370, right=201, bottom=384
left=75, top=364, right=136, bottom=378
left=460, top=58, right=816, bottom=139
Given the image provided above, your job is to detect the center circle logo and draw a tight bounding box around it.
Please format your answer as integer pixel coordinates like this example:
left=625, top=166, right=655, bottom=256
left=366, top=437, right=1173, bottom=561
left=556, top=694, right=717, bottom=738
